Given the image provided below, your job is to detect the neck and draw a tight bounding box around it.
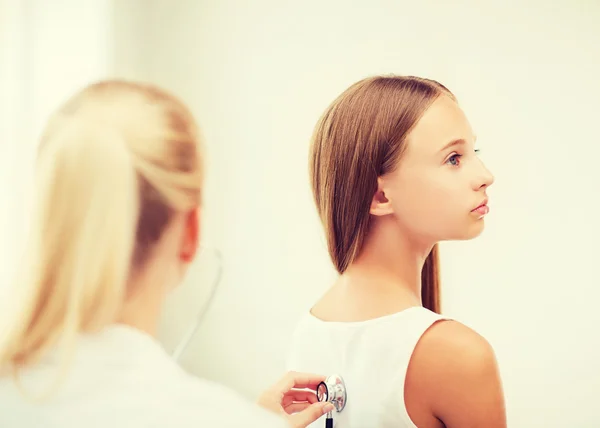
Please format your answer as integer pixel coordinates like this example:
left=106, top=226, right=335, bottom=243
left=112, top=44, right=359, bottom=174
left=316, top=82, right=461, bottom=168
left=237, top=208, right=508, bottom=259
left=117, top=274, right=166, bottom=337
left=343, top=215, right=434, bottom=304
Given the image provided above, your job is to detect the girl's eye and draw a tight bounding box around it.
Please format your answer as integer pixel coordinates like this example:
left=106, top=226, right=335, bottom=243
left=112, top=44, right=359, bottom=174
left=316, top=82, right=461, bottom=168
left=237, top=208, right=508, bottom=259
left=446, top=153, right=462, bottom=166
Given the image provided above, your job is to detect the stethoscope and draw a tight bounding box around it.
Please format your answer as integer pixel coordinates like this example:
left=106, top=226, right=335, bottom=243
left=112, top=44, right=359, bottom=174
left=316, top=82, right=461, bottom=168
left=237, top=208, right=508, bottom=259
left=168, top=250, right=349, bottom=427
left=171, top=246, right=223, bottom=362
left=317, top=374, right=348, bottom=427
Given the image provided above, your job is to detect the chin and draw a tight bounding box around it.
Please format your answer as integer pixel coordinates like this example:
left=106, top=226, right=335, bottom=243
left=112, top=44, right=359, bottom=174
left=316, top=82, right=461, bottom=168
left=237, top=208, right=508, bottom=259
left=464, top=220, right=486, bottom=239
left=444, top=220, right=486, bottom=241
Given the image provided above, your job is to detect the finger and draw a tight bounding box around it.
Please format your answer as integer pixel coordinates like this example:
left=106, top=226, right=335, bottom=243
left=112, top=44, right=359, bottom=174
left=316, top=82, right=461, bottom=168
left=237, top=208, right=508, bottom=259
left=283, top=390, right=319, bottom=404
left=282, top=394, right=319, bottom=409
left=284, top=402, right=312, bottom=414
left=275, top=371, right=327, bottom=392
left=287, top=402, right=335, bottom=428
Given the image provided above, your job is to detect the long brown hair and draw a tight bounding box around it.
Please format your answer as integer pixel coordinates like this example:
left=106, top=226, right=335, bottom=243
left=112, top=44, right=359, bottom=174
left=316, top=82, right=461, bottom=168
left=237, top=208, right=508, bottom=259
left=309, top=75, right=454, bottom=314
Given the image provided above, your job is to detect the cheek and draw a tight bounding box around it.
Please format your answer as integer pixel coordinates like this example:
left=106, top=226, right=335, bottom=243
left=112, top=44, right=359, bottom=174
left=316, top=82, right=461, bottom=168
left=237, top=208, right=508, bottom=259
left=390, top=172, right=465, bottom=236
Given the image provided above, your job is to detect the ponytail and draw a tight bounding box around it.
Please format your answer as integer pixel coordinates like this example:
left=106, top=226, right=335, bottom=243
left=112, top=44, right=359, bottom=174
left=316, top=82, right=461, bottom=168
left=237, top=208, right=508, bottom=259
left=0, top=116, right=139, bottom=382
left=421, top=244, right=441, bottom=314
left=0, top=80, right=203, bottom=401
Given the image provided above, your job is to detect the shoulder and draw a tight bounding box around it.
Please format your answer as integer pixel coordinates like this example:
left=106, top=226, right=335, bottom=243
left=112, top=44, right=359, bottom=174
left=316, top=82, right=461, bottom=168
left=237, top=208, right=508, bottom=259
left=415, top=319, right=498, bottom=373
left=406, top=319, right=507, bottom=427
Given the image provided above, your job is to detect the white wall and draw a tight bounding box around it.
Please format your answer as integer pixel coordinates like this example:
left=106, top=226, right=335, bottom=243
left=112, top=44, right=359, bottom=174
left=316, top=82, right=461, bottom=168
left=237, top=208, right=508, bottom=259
left=142, top=1, right=600, bottom=427
left=0, top=0, right=28, bottom=287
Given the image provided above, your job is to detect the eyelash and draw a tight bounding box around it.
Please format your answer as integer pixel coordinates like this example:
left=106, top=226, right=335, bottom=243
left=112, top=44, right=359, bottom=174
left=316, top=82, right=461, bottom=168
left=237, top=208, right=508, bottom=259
left=446, top=149, right=480, bottom=167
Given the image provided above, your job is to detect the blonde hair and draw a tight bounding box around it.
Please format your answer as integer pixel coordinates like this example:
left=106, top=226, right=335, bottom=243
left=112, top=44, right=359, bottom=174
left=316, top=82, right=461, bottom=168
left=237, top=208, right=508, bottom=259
left=310, top=75, right=455, bottom=314
left=0, top=80, right=203, bottom=381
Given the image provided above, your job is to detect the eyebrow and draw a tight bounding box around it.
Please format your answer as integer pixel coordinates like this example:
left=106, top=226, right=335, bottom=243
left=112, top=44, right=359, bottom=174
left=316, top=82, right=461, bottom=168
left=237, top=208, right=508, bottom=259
left=439, top=135, right=477, bottom=152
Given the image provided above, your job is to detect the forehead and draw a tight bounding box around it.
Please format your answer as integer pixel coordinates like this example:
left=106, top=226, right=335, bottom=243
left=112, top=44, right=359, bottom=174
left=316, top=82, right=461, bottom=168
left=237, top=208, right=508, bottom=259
left=403, top=95, right=475, bottom=157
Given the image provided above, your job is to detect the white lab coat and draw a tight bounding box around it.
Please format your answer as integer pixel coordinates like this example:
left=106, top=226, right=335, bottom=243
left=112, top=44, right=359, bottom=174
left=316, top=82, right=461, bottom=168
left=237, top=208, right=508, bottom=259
left=0, top=324, right=286, bottom=428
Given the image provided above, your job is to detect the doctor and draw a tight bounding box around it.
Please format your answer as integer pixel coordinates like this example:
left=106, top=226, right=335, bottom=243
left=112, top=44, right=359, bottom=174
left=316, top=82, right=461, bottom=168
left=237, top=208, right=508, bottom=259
left=0, top=80, right=333, bottom=427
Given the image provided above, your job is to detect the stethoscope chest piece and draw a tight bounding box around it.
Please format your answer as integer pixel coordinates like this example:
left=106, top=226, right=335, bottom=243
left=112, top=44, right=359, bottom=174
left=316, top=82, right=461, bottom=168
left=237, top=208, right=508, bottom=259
left=317, top=374, right=347, bottom=413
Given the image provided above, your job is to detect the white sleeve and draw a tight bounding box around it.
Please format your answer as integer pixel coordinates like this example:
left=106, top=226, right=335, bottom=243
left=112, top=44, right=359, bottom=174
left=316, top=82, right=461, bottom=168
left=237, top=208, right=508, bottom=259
left=174, top=374, right=288, bottom=428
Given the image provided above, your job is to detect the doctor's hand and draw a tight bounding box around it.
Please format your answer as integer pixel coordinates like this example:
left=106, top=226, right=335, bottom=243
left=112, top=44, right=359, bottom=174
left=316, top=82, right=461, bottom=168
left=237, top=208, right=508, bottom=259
left=258, top=371, right=334, bottom=428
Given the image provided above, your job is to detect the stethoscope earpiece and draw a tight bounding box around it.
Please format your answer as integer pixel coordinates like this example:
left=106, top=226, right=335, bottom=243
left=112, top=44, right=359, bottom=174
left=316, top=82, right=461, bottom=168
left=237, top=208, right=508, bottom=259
left=317, top=374, right=347, bottom=426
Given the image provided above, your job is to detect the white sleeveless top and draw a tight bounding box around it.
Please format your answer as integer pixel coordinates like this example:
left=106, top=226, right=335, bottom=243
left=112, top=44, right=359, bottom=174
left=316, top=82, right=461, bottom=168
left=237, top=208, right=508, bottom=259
left=286, top=306, right=447, bottom=428
left=0, top=324, right=285, bottom=428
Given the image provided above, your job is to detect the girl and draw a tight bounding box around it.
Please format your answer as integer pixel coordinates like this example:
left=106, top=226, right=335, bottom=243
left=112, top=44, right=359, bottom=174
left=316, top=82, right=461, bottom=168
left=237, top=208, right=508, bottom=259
left=287, top=75, right=507, bottom=427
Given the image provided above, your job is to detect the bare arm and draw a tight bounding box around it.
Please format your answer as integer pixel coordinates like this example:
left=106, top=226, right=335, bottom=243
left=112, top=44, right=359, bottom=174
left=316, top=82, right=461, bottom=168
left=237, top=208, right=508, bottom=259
left=405, top=320, right=507, bottom=428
